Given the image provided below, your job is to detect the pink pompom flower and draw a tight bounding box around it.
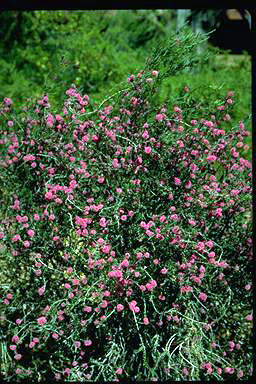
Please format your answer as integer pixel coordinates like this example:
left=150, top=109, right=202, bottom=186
left=144, top=146, right=152, bottom=154
left=37, top=316, right=47, bottom=326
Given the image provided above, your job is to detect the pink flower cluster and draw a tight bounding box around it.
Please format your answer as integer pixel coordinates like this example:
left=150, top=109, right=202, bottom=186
left=129, top=300, right=140, bottom=313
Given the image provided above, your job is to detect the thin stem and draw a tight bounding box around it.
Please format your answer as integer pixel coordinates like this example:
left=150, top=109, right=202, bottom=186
left=80, top=88, right=129, bottom=117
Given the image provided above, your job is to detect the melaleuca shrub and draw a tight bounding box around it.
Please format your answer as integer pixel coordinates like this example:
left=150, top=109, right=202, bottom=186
left=0, top=66, right=252, bottom=382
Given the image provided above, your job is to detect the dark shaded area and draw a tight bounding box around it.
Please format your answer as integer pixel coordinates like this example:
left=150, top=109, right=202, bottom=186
left=187, top=9, right=252, bottom=54
left=209, top=15, right=252, bottom=54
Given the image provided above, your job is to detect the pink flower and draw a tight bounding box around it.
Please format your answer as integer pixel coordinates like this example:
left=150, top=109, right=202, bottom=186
left=116, top=368, right=123, bottom=375
left=12, top=335, right=20, bottom=343
left=246, top=313, right=253, bottom=321
left=136, top=252, right=143, bottom=260
left=37, top=316, right=47, bottom=326
left=229, top=341, right=235, bottom=349
left=12, top=234, right=21, bottom=243
left=170, top=214, right=178, bottom=221
left=199, top=292, right=208, bottom=302
left=4, top=97, right=13, bottom=105
left=84, top=306, right=92, bottom=313
left=238, top=370, right=244, bottom=378
left=98, top=237, right=105, bottom=245
left=55, top=114, right=63, bottom=122
left=143, top=130, right=149, bottom=139
left=113, top=158, right=119, bottom=168
left=102, top=244, right=111, bottom=254
left=144, top=146, right=152, bottom=154
left=27, top=229, right=35, bottom=237
left=174, top=177, right=181, bottom=185
left=117, top=304, right=124, bottom=312
left=52, top=333, right=59, bottom=340
left=101, top=300, right=108, bottom=308
left=224, top=367, right=234, bottom=374
left=121, top=259, right=129, bottom=268
left=196, top=242, right=205, bottom=252
left=84, top=339, right=92, bottom=346
left=47, top=114, right=55, bottom=127
left=38, top=286, right=45, bottom=296
left=74, top=341, right=81, bottom=348
left=23, top=240, right=30, bottom=248
left=49, top=214, right=55, bottom=221
left=206, top=240, right=214, bottom=248
left=207, top=155, right=217, bottom=162
left=9, top=344, right=17, bottom=350
left=218, top=261, right=228, bottom=268
left=64, top=368, right=71, bottom=376
left=14, top=354, right=22, bottom=360
left=152, top=70, right=158, bottom=77
left=121, top=215, right=127, bottom=221
left=156, top=113, right=165, bottom=122
left=99, top=217, right=107, bottom=227
left=146, top=282, right=155, bottom=291
left=144, top=317, right=149, bottom=325
left=181, top=286, right=193, bottom=293
left=129, top=300, right=137, bottom=311
left=185, top=180, right=192, bottom=189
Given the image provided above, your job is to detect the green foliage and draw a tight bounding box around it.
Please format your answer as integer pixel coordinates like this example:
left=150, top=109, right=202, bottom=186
left=0, top=10, right=175, bottom=106
left=145, top=26, right=211, bottom=79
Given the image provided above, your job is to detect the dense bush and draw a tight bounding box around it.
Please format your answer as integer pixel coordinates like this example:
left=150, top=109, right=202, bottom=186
left=0, top=30, right=252, bottom=381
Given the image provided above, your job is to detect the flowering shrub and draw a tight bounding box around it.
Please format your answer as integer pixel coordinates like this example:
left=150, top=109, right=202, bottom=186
left=0, top=52, right=252, bottom=381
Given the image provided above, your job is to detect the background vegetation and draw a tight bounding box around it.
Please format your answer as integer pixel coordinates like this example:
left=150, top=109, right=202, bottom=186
left=0, top=10, right=251, bottom=128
